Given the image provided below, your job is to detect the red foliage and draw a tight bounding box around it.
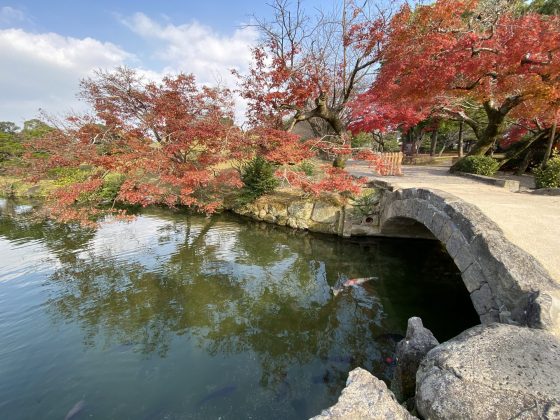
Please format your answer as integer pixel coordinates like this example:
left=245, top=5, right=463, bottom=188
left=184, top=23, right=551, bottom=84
left=20, top=68, right=251, bottom=224
left=282, top=165, right=365, bottom=197
left=354, top=149, right=390, bottom=175
left=313, top=167, right=366, bottom=196
left=352, top=0, right=560, bottom=141
left=20, top=67, right=370, bottom=225
left=250, top=127, right=314, bottom=164
left=233, top=2, right=392, bottom=130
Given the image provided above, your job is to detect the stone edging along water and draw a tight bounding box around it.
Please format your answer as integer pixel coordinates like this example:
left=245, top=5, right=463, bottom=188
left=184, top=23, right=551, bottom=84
left=233, top=183, right=560, bottom=338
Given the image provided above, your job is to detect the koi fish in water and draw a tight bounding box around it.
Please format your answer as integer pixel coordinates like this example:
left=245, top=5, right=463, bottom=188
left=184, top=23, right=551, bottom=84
left=64, top=400, right=85, bottom=420
left=331, top=276, right=377, bottom=296
left=197, top=385, right=237, bottom=407
left=343, top=277, right=377, bottom=287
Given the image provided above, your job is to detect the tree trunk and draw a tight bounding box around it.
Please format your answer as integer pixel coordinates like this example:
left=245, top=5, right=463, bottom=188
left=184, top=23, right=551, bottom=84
left=499, top=131, right=545, bottom=169
left=412, top=127, right=423, bottom=156
left=430, top=130, right=438, bottom=156
left=515, top=149, right=533, bottom=176
left=286, top=93, right=349, bottom=167
left=541, top=119, right=557, bottom=168
left=458, top=121, right=464, bottom=157
left=468, top=103, right=506, bottom=156
left=438, top=142, right=447, bottom=157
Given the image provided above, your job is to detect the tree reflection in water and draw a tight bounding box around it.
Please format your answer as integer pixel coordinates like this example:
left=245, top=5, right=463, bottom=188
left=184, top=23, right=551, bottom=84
left=0, top=201, right=479, bottom=417
left=42, top=211, right=392, bottom=391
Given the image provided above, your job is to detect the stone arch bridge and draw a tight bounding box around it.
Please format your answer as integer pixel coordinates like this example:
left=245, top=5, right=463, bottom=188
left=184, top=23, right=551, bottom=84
left=372, top=186, right=560, bottom=335
left=237, top=165, right=560, bottom=337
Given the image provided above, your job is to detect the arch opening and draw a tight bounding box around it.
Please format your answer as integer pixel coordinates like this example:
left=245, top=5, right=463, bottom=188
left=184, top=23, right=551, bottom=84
left=380, top=216, right=436, bottom=240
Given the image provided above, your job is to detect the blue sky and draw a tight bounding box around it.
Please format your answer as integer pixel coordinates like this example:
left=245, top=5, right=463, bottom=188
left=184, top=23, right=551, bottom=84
left=0, top=1, right=326, bottom=124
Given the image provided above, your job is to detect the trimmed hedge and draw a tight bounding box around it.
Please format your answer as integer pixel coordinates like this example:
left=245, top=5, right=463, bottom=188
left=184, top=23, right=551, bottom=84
left=534, top=156, right=560, bottom=189
left=454, top=156, right=500, bottom=176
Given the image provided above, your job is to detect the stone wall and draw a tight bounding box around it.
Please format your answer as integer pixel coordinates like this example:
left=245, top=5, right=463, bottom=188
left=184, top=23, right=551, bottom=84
left=233, top=189, right=382, bottom=237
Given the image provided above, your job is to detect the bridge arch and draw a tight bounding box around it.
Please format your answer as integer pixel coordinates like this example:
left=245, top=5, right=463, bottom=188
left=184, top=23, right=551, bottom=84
left=377, top=187, right=560, bottom=335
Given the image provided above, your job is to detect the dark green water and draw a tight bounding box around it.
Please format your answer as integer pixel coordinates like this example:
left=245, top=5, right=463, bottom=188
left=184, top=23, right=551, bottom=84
left=0, top=199, right=478, bottom=419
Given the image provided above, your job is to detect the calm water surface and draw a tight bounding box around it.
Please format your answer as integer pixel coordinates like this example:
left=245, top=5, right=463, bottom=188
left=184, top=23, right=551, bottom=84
left=0, top=199, right=478, bottom=419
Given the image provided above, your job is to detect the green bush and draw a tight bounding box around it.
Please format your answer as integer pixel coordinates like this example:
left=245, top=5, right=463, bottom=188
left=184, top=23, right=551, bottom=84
left=534, top=156, right=560, bottom=189
left=0, top=133, right=24, bottom=162
left=332, top=155, right=347, bottom=168
left=99, top=172, right=125, bottom=202
left=240, top=155, right=279, bottom=201
left=351, top=132, right=372, bottom=148
left=49, top=166, right=94, bottom=186
left=352, top=189, right=382, bottom=216
left=453, top=155, right=500, bottom=176
left=296, top=160, right=315, bottom=176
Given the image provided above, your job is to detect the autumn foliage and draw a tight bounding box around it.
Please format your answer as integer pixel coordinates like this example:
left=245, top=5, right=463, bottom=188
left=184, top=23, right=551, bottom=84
left=7, top=1, right=560, bottom=223
left=351, top=0, right=560, bottom=157
left=15, top=67, right=367, bottom=224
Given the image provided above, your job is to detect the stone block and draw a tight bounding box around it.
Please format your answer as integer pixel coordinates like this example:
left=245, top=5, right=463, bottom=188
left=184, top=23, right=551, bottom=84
left=311, top=368, right=417, bottom=420
left=427, top=211, right=447, bottom=238
left=391, top=317, right=439, bottom=404
left=445, top=229, right=467, bottom=260
left=262, top=213, right=276, bottom=223
left=311, top=201, right=340, bottom=224
left=461, top=261, right=485, bottom=293
left=470, top=283, right=496, bottom=314
left=444, top=201, right=502, bottom=243
left=287, top=217, right=298, bottom=229
left=452, top=244, right=474, bottom=273
left=438, top=220, right=457, bottom=243
left=417, top=204, right=436, bottom=230
left=416, top=324, right=560, bottom=420
left=287, top=201, right=313, bottom=220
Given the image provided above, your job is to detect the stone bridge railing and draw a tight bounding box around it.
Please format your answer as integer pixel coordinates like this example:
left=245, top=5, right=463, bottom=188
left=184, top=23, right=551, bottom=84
left=377, top=186, right=560, bottom=336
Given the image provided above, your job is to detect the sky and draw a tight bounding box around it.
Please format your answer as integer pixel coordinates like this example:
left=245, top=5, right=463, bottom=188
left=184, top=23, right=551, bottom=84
left=0, top=0, right=326, bottom=125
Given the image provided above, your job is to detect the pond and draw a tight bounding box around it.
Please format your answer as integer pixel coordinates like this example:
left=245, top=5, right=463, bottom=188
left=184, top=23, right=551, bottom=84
left=0, top=199, right=479, bottom=419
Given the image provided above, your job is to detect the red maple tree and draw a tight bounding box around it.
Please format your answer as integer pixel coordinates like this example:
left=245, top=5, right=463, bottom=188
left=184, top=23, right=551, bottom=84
left=18, top=67, right=368, bottom=224
left=351, top=0, right=560, bottom=158
left=234, top=0, right=396, bottom=167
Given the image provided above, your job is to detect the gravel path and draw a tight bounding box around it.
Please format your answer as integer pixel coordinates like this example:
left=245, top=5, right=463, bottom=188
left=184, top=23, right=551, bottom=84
left=347, top=161, right=560, bottom=283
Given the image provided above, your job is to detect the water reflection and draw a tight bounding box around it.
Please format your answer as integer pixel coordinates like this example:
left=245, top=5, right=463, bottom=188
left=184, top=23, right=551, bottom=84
left=45, top=212, right=387, bottom=379
left=0, top=200, right=479, bottom=419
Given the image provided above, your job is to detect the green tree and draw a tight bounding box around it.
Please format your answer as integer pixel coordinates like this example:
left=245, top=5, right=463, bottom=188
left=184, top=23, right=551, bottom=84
left=526, top=0, right=560, bottom=15
left=0, top=121, right=20, bottom=134
left=21, top=119, right=53, bottom=140
left=0, top=121, right=23, bottom=163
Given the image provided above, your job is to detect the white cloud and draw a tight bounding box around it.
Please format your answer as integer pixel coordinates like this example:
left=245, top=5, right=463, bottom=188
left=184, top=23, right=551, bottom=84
left=0, top=14, right=259, bottom=125
left=0, top=6, right=27, bottom=26
left=0, top=29, right=132, bottom=123
left=121, top=13, right=258, bottom=123
left=121, top=13, right=258, bottom=86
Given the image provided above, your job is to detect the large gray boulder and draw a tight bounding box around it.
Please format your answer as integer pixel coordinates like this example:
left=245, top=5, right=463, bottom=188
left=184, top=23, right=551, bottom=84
left=391, top=317, right=439, bottom=405
left=310, top=367, right=417, bottom=420
left=416, top=323, right=560, bottom=419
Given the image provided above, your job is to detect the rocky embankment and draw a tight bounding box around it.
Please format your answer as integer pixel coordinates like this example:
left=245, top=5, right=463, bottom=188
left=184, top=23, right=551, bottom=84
left=232, top=188, right=383, bottom=237
left=310, top=319, right=560, bottom=420
left=310, top=368, right=417, bottom=420
left=416, top=323, right=560, bottom=419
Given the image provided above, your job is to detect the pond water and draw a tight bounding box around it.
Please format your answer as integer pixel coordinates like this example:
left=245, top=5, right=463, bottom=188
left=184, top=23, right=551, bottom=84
left=0, top=199, right=479, bottom=419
